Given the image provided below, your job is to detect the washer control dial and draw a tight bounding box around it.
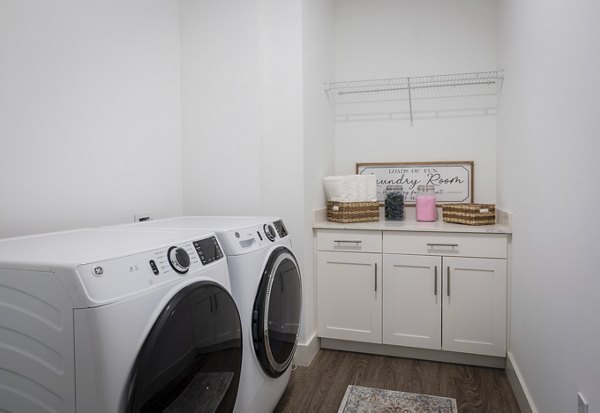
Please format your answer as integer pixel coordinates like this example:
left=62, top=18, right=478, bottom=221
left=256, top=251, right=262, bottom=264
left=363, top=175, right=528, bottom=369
left=168, top=246, right=190, bottom=274
left=264, top=224, right=276, bottom=242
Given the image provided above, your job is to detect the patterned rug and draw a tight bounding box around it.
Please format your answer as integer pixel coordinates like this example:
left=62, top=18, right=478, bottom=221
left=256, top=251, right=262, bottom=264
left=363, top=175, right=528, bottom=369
left=338, top=385, right=458, bottom=413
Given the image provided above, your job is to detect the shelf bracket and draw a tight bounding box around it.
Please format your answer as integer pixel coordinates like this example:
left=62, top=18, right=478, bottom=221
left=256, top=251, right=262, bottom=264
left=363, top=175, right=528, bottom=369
left=407, top=77, right=414, bottom=126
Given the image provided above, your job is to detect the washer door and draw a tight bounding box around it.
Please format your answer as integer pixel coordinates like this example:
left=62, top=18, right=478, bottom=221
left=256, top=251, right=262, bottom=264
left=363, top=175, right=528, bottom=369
left=252, top=246, right=302, bottom=378
left=125, top=281, right=242, bottom=413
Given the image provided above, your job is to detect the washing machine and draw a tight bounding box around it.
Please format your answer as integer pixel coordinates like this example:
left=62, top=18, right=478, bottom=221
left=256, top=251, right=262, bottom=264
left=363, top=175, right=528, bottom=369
left=0, top=227, right=242, bottom=412
left=114, top=217, right=302, bottom=413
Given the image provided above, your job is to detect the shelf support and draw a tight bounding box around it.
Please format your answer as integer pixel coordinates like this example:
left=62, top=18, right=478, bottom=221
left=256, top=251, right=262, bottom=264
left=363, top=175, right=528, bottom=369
left=407, top=77, right=413, bottom=126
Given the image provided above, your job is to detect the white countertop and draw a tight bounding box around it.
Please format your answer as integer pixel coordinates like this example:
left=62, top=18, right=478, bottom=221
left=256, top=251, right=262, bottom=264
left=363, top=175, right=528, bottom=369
left=313, top=207, right=512, bottom=234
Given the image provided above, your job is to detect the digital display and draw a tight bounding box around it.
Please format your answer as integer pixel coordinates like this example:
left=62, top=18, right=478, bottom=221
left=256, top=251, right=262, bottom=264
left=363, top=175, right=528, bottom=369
left=273, top=220, right=288, bottom=238
left=193, top=237, right=224, bottom=265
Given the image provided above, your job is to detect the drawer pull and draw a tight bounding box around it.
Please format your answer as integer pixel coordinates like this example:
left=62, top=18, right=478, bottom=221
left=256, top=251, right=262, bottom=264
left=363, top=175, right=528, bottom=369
left=374, top=263, right=378, bottom=292
left=447, top=266, right=451, bottom=297
left=334, top=240, right=362, bottom=245
left=434, top=266, right=438, bottom=296
left=427, top=243, right=459, bottom=248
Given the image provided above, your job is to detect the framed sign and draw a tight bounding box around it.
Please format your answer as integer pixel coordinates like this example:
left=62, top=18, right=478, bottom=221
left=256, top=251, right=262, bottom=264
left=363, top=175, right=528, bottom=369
left=356, top=161, right=474, bottom=204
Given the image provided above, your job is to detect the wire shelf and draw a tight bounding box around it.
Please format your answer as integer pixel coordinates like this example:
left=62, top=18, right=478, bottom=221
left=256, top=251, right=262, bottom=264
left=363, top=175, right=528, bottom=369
left=324, top=70, right=504, bottom=123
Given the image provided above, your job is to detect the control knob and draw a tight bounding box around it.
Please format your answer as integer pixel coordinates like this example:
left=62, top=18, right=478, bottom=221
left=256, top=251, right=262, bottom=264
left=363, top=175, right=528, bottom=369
left=168, top=246, right=191, bottom=274
left=264, top=224, right=276, bottom=242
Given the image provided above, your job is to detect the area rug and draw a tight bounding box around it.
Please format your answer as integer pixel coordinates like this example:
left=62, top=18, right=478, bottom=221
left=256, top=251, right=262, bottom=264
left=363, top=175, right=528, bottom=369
left=338, top=385, right=458, bottom=413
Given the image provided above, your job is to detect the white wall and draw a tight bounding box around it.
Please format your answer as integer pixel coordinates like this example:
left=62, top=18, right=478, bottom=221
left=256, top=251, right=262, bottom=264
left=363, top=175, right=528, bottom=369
left=180, top=0, right=334, bottom=344
left=180, top=0, right=262, bottom=215
left=257, top=0, right=307, bottom=339
left=497, top=1, right=600, bottom=412
left=302, top=0, right=335, bottom=343
left=0, top=1, right=183, bottom=238
left=333, top=0, right=498, bottom=203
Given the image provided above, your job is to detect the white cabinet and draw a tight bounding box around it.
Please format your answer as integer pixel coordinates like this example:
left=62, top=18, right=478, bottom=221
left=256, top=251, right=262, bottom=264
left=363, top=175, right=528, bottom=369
left=316, top=228, right=509, bottom=359
left=442, top=257, right=507, bottom=357
left=316, top=229, right=383, bottom=343
left=383, top=254, right=507, bottom=357
left=383, top=254, right=441, bottom=350
left=316, top=229, right=382, bottom=253
left=317, top=249, right=382, bottom=344
left=383, top=231, right=508, bottom=357
left=383, top=231, right=507, bottom=259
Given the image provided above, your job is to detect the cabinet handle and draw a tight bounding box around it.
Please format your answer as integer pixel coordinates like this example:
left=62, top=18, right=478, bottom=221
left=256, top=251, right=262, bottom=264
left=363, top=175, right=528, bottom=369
left=434, top=266, right=438, bottom=296
left=427, top=243, right=459, bottom=248
left=447, top=266, right=450, bottom=297
left=334, top=240, right=362, bottom=245
left=374, top=263, right=378, bottom=292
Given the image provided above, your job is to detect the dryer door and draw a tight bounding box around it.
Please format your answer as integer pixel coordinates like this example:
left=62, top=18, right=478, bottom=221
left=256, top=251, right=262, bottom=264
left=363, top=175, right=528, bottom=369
left=252, top=246, right=302, bottom=378
left=125, top=281, right=242, bottom=413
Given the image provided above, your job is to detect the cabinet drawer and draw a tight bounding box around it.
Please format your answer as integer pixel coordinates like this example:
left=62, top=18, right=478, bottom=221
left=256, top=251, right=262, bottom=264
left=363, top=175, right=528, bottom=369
left=383, top=231, right=507, bottom=259
left=317, top=230, right=382, bottom=253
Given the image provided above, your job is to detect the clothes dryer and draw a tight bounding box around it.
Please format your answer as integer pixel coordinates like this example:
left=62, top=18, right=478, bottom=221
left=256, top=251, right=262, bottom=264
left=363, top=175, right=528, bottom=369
left=115, top=217, right=302, bottom=413
left=0, top=227, right=242, bottom=412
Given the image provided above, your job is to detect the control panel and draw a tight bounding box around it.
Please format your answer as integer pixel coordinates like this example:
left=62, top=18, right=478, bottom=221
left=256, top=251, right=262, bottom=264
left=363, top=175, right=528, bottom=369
left=219, top=220, right=289, bottom=256
left=263, top=223, right=277, bottom=242
left=77, top=235, right=225, bottom=306
left=273, top=220, right=288, bottom=238
left=168, top=246, right=191, bottom=274
left=193, top=236, right=224, bottom=265
left=151, top=241, right=199, bottom=277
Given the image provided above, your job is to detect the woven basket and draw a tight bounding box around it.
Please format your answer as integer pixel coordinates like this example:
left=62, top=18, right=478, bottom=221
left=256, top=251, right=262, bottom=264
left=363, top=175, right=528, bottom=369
left=327, top=201, right=380, bottom=223
left=442, top=204, right=496, bottom=226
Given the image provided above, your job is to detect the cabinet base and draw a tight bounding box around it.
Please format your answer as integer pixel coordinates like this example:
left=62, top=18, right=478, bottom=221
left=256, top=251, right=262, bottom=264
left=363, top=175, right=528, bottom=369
left=320, top=338, right=506, bottom=369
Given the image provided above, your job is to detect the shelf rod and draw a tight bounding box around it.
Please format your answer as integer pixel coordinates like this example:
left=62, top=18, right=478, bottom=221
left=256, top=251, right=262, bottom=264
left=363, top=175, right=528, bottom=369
left=337, top=86, right=408, bottom=95
left=335, top=79, right=499, bottom=96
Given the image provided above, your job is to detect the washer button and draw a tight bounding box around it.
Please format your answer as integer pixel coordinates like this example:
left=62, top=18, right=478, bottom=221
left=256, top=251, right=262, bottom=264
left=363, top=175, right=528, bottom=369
left=149, top=260, right=159, bottom=275
left=92, top=266, right=104, bottom=277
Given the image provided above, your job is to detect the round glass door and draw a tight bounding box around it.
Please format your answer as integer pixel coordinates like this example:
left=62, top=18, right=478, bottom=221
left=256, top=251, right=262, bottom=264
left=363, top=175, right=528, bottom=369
left=125, top=281, right=242, bottom=413
left=252, top=247, right=302, bottom=378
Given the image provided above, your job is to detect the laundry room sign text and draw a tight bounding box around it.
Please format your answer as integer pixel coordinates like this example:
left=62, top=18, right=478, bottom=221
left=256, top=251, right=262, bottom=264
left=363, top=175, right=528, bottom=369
left=356, top=161, right=474, bottom=204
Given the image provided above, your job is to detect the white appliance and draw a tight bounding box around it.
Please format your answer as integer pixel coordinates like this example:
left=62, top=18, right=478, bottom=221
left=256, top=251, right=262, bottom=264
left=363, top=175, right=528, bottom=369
left=115, top=217, right=302, bottom=413
left=0, top=227, right=242, bottom=413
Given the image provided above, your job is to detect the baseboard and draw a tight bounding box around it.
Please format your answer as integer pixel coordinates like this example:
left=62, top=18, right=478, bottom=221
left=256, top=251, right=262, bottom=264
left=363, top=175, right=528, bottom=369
left=506, top=351, right=537, bottom=413
left=320, top=338, right=506, bottom=369
left=293, top=332, right=320, bottom=367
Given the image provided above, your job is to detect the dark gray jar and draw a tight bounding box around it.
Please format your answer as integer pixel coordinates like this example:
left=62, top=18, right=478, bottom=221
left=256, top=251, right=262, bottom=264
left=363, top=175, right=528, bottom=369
left=385, top=185, right=404, bottom=220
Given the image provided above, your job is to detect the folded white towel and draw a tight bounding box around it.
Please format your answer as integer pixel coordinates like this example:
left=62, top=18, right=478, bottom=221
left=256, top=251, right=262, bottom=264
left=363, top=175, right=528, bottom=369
left=366, top=174, right=378, bottom=202
left=344, top=175, right=359, bottom=202
left=356, top=175, right=369, bottom=201
left=324, top=175, right=377, bottom=203
left=323, top=176, right=346, bottom=202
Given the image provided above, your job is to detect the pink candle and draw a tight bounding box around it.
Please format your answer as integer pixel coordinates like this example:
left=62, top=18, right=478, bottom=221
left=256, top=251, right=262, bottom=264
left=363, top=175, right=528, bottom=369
left=416, top=195, right=437, bottom=222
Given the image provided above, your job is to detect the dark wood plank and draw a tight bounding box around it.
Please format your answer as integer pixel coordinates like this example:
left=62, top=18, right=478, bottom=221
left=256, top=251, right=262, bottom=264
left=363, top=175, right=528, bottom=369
left=274, top=350, right=520, bottom=412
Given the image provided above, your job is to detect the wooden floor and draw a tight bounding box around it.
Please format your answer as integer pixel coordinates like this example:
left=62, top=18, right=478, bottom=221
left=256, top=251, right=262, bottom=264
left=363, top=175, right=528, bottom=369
left=275, top=350, right=520, bottom=412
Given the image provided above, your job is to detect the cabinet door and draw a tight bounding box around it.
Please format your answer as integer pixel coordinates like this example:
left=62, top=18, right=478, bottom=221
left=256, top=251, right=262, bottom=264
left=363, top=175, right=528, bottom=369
left=383, top=254, right=442, bottom=350
left=442, top=257, right=507, bottom=357
left=317, top=251, right=382, bottom=343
